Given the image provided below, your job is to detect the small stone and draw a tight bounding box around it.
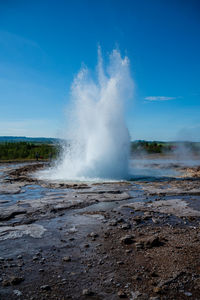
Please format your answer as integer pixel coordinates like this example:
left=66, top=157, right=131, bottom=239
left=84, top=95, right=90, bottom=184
left=117, top=261, right=124, bottom=265
left=145, top=236, right=163, bottom=248
left=133, top=216, right=142, bottom=224
left=184, top=291, right=192, bottom=297
left=6, top=257, right=13, bottom=261
left=117, top=290, right=128, bottom=298
left=10, top=276, right=24, bottom=285
left=18, top=262, right=24, bottom=267
left=39, top=269, right=44, bottom=272
left=152, top=218, right=159, bottom=224
left=2, top=280, right=11, bottom=287
left=151, top=271, right=159, bottom=278
left=88, top=232, right=99, bottom=238
left=17, top=255, right=22, bottom=259
left=82, top=289, right=94, bottom=296
left=40, top=258, right=45, bottom=264
left=13, top=290, right=22, bottom=296
left=125, top=249, right=132, bottom=253
left=121, top=224, right=131, bottom=230
left=10, top=263, right=17, bottom=267
left=40, top=285, right=51, bottom=291
left=0, top=257, right=5, bottom=262
left=62, top=256, right=71, bottom=262
left=135, top=241, right=144, bottom=250
left=153, top=287, right=161, bottom=293
left=116, top=283, right=121, bottom=287
left=109, top=220, right=117, bottom=226
left=117, top=218, right=125, bottom=223
left=131, top=291, right=142, bottom=299
left=84, top=244, right=90, bottom=248
left=120, top=235, right=135, bottom=245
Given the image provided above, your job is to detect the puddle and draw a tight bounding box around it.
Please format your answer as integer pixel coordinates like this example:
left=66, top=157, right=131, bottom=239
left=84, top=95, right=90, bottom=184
left=0, top=184, right=72, bottom=207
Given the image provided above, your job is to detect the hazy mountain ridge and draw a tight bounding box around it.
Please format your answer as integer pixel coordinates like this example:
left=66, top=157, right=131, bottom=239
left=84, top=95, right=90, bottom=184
left=0, top=136, right=60, bottom=143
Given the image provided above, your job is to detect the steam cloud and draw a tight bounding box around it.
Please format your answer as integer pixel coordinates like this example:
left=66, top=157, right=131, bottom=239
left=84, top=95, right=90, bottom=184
left=40, top=48, right=133, bottom=181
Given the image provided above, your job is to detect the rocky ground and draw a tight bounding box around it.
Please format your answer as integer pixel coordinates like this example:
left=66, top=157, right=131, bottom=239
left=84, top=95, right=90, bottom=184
left=0, top=161, right=200, bottom=299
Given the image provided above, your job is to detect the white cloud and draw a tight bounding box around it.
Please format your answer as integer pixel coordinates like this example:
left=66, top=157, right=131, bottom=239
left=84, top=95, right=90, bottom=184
left=144, top=96, right=177, bottom=101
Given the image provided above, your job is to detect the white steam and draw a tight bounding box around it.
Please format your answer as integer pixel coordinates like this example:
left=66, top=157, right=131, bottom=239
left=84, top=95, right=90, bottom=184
left=40, top=48, right=133, bottom=181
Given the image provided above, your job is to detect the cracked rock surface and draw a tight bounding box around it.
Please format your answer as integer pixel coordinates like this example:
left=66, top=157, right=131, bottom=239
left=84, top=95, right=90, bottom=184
left=0, top=161, right=200, bottom=299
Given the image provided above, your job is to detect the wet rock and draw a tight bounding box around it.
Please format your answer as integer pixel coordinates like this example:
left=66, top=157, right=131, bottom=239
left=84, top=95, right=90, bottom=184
left=117, top=217, right=125, bottom=223
left=10, top=263, right=17, bottom=267
left=184, top=291, right=192, bottom=297
left=2, top=280, right=11, bottom=286
left=152, top=218, right=159, bottom=224
left=0, top=209, right=27, bottom=222
left=40, top=258, right=45, bottom=264
left=6, top=257, right=13, bottom=261
left=0, top=184, right=21, bottom=195
left=120, top=235, right=135, bottom=245
left=153, top=287, right=161, bottom=293
left=136, top=236, right=164, bottom=249
left=131, top=291, right=142, bottom=299
left=150, top=271, right=159, bottom=278
left=98, top=259, right=104, bottom=265
left=67, top=226, right=78, bottom=233
left=0, top=224, right=46, bottom=240
left=40, top=284, right=51, bottom=291
left=88, top=232, right=99, bottom=238
left=117, top=290, right=128, bottom=298
left=125, top=249, right=132, bottom=253
left=10, top=276, right=24, bottom=285
left=62, top=256, right=71, bottom=262
left=32, top=256, right=39, bottom=261
left=13, top=290, right=22, bottom=297
left=109, top=220, right=118, bottom=226
left=121, top=223, right=131, bottom=230
left=133, top=216, right=142, bottom=224
left=82, top=289, right=94, bottom=296
left=135, top=241, right=144, bottom=250
left=144, top=236, right=164, bottom=248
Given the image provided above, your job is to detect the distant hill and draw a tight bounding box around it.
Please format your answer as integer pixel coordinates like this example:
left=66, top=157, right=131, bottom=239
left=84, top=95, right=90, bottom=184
left=0, top=136, right=60, bottom=144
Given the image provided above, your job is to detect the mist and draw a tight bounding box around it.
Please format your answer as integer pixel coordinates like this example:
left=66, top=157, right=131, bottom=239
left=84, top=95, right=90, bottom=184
left=39, top=48, right=133, bottom=181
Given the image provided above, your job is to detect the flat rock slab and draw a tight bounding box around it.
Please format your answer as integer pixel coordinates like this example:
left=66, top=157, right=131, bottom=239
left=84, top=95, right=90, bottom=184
left=0, top=224, right=46, bottom=240
left=0, top=183, right=22, bottom=194
left=122, top=198, right=200, bottom=217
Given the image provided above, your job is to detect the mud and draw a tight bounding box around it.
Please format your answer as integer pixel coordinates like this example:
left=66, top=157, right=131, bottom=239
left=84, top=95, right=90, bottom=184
left=0, top=161, right=200, bottom=299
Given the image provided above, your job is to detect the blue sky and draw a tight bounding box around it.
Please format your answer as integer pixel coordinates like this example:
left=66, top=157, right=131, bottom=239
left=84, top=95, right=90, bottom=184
left=0, top=0, right=199, bottom=141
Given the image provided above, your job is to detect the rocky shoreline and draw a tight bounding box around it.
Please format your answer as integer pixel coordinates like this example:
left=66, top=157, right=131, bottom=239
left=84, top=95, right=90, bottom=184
left=0, top=162, right=200, bottom=299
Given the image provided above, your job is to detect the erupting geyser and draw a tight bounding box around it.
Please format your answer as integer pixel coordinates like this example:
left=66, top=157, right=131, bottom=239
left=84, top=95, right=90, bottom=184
left=40, top=48, right=133, bottom=181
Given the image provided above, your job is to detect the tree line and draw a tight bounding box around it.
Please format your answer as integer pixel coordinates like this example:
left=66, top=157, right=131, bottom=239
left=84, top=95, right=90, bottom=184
left=0, top=142, right=59, bottom=160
